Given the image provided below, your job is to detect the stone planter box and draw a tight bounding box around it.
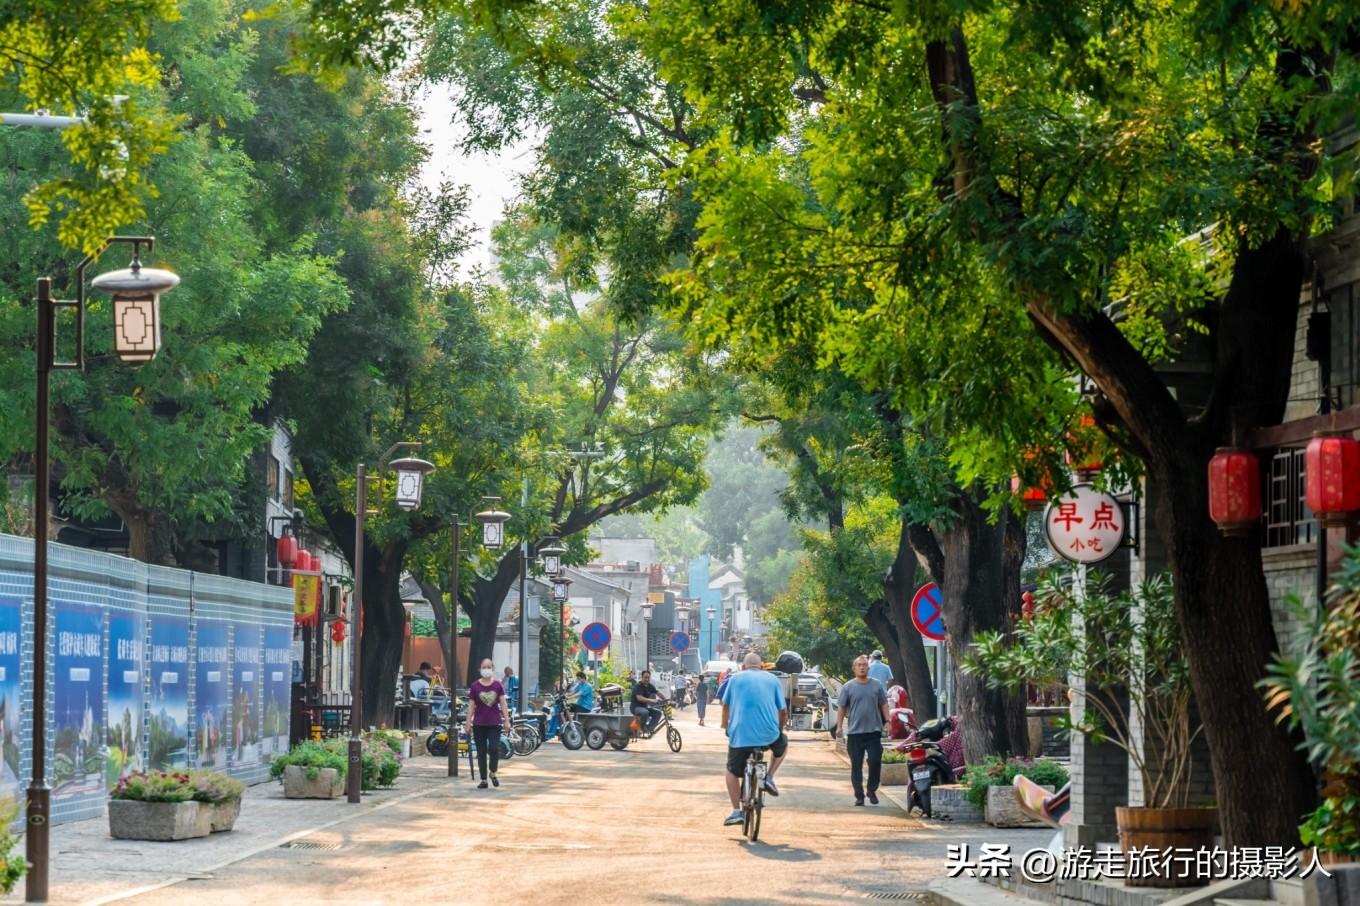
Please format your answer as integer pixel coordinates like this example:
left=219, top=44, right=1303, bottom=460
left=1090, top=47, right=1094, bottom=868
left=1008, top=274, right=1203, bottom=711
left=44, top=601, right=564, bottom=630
left=282, top=764, right=344, bottom=799
left=1307, top=861, right=1360, bottom=906
left=880, top=761, right=909, bottom=786
left=207, top=798, right=241, bottom=832
left=986, top=783, right=1053, bottom=828
left=108, top=799, right=212, bottom=841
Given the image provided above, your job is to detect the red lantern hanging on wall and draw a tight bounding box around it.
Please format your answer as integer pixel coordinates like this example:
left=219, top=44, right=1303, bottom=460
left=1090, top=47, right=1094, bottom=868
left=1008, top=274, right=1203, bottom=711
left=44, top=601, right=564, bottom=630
left=276, top=532, right=298, bottom=569
left=1305, top=433, right=1360, bottom=527
left=331, top=615, right=347, bottom=646
left=1207, top=448, right=1262, bottom=537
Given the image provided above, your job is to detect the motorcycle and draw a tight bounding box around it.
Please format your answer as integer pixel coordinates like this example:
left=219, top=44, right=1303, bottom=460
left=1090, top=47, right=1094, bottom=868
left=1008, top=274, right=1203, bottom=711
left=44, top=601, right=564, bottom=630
left=897, top=715, right=963, bottom=819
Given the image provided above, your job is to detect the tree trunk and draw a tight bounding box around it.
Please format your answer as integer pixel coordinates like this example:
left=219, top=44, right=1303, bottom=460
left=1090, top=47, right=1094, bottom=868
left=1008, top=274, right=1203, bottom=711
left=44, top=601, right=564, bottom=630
left=418, top=579, right=455, bottom=688
left=936, top=492, right=1028, bottom=763
left=886, top=518, right=938, bottom=720
left=863, top=600, right=905, bottom=681
left=464, top=551, right=520, bottom=685
left=359, top=543, right=407, bottom=727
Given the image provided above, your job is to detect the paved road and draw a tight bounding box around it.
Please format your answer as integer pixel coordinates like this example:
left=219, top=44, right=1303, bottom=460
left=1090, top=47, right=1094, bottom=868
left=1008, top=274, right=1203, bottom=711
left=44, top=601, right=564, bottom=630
left=100, top=712, right=1046, bottom=905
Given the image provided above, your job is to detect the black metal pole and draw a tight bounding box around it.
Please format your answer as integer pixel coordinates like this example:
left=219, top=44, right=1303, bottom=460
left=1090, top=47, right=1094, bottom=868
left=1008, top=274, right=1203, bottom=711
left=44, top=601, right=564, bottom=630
left=518, top=544, right=528, bottom=713
left=347, top=464, right=366, bottom=804
left=26, top=278, right=53, bottom=904
left=448, top=521, right=460, bottom=777
left=559, top=596, right=565, bottom=695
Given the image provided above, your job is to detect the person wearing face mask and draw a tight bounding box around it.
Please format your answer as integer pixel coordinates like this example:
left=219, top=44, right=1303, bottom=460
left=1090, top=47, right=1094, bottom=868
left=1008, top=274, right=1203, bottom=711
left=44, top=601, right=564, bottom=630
left=465, top=658, right=512, bottom=789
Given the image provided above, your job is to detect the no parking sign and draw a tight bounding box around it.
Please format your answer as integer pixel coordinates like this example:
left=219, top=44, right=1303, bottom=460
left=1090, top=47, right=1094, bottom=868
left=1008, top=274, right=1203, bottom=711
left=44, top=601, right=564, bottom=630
left=910, top=583, right=947, bottom=642
left=581, top=621, right=612, bottom=652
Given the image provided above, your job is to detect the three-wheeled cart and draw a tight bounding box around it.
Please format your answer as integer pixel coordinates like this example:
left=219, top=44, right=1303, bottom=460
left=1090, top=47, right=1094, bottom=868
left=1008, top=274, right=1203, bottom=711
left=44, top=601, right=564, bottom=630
left=575, top=708, right=683, bottom=752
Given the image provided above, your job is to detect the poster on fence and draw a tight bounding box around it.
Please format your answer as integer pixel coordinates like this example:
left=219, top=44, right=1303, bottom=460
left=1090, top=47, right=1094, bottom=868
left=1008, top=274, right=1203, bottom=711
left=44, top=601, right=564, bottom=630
left=195, top=621, right=229, bottom=768
left=107, top=612, right=144, bottom=784
left=54, top=606, right=105, bottom=798
left=232, top=623, right=261, bottom=766
left=263, top=626, right=292, bottom=756
left=0, top=599, right=21, bottom=800
left=149, top=617, right=190, bottom=769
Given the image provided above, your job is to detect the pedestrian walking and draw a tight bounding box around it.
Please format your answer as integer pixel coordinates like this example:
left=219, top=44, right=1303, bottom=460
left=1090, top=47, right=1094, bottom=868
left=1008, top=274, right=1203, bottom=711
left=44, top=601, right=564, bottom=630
left=503, top=666, right=521, bottom=708
left=836, top=654, right=891, bottom=806
left=672, top=670, right=689, bottom=708
left=466, top=657, right=511, bottom=789
left=867, top=650, right=893, bottom=687
left=695, top=674, right=709, bottom=726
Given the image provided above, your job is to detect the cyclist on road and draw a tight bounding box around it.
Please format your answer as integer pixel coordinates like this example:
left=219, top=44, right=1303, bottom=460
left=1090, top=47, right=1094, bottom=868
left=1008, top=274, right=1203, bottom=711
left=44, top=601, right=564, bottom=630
left=719, top=652, right=788, bottom=826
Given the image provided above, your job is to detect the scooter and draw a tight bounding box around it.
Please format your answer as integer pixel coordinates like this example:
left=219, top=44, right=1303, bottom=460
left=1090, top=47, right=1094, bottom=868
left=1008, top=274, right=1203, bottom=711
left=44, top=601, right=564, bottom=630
left=901, top=741, right=954, bottom=818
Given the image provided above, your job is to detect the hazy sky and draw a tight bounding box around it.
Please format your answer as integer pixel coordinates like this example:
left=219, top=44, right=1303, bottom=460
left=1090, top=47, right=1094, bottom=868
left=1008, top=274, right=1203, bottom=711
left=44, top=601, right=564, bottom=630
left=414, top=85, right=536, bottom=275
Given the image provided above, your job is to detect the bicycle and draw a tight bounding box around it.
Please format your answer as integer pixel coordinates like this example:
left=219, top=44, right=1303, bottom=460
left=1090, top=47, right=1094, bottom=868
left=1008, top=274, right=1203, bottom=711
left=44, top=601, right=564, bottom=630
left=740, top=747, right=768, bottom=841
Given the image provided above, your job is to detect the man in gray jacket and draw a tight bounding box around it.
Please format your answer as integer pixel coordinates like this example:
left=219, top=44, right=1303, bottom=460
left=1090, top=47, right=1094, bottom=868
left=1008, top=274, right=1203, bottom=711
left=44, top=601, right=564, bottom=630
left=836, top=654, right=891, bottom=805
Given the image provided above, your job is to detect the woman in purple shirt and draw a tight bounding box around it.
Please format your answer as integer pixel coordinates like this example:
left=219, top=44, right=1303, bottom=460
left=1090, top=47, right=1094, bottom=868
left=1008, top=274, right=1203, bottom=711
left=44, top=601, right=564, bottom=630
left=464, top=657, right=512, bottom=788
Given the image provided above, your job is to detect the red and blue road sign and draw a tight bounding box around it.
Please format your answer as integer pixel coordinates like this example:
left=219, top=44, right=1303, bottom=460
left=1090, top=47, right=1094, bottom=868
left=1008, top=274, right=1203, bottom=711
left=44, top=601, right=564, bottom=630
left=910, top=583, right=947, bottom=642
left=581, top=621, right=612, bottom=652
left=669, top=631, right=690, bottom=654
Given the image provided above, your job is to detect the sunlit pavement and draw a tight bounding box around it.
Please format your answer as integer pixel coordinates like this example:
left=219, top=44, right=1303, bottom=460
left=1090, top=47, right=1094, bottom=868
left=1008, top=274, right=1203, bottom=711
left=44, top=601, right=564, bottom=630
left=25, top=711, right=1049, bottom=905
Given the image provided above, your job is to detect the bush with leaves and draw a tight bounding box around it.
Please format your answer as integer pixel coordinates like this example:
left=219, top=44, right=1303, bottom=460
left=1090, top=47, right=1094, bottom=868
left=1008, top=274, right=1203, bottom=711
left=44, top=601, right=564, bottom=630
left=269, top=742, right=347, bottom=782
left=0, top=798, right=23, bottom=894
left=110, top=770, right=195, bottom=802
left=965, top=571, right=1201, bottom=809
left=189, top=770, right=244, bottom=803
left=1262, top=547, right=1360, bottom=857
left=962, top=756, right=1070, bottom=810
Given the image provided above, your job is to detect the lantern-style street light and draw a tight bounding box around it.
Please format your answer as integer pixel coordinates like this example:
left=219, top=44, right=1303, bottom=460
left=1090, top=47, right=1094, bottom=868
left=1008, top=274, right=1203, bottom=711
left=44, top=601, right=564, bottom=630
left=389, top=456, right=435, bottom=511
left=474, top=499, right=511, bottom=549
left=27, top=236, right=178, bottom=903
left=539, top=536, right=566, bottom=576
left=90, top=244, right=179, bottom=363
left=552, top=576, right=573, bottom=691
left=347, top=442, right=431, bottom=804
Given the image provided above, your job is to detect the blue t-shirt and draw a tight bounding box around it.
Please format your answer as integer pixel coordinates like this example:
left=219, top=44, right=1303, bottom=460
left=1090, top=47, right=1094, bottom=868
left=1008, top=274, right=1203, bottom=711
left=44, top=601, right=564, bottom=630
left=868, top=660, right=893, bottom=685
left=720, top=669, right=785, bottom=748
left=573, top=680, right=594, bottom=710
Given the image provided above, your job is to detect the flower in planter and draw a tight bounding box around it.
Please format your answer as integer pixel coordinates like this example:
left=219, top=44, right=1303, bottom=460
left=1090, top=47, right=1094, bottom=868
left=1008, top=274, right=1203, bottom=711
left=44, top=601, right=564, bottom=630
left=188, top=770, right=244, bottom=803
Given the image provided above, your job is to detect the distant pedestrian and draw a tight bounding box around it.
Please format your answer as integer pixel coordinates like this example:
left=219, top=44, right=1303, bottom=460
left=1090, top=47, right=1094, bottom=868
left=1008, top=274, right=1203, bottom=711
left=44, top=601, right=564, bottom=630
left=503, top=666, right=521, bottom=709
left=466, top=658, right=511, bottom=789
left=836, top=655, right=890, bottom=806
left=867, top=650, right=893, bottom=687
left=695, top=674, right=709, bottom=726
left=672, top=671, right=689, bottom=708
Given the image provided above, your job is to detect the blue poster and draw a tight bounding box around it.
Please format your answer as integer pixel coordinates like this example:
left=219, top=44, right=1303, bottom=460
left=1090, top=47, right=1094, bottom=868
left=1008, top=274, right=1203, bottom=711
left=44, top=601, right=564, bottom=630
left=0, top=599, right=21, bottom=800
left=54, top=606, right=104, bottom=797
left=107, top=613, right=144, bottom=786
left=195, top=622, right=229, bottom=767
left=232, top=624, right=261, bottom=766
left=149, top=618, right=190, bottom=769
left=263, top=626, right=292, bottom=756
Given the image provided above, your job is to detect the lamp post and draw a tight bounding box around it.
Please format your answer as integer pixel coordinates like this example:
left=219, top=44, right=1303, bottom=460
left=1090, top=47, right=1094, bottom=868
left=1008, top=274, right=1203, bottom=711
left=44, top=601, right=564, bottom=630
left=348, top=444, right=432, bottom=804
left=706, top=607, right=716, bottom=659
left=28, top=237, right=177, bottom=903
left=446, top=515, right=470, bottom=777
left=538, top=537, right=566, bottom=578
left=639, top=601, right=654, bottom=672
left=552, top=576, right=572, bottom=692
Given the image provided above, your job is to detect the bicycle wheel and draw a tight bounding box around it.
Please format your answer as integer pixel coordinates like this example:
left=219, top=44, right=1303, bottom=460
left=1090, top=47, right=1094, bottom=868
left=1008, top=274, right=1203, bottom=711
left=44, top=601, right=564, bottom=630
left=510, top=726, right=538, bottom=757
left=666, top=726, right=682, bottom=753
left=749, top=786, right=763, bottom=842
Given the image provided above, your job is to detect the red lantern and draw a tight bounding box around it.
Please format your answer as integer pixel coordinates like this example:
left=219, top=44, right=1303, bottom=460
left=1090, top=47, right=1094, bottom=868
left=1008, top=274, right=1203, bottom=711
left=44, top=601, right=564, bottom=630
left=1021, top=591, right=1036, bottom=620
left=293, top=550, right=311, bottom=574
left=1207, top=448, right=1262, bottom=537
left=1305, top=433, right=1360, bottom=527
left=331, top=616, right=347, bottom=646
left=276, top=533, right=298, bottom=568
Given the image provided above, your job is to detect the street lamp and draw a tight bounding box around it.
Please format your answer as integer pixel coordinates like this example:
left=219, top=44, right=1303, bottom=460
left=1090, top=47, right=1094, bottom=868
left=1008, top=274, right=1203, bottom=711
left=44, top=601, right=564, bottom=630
left=348, top=442, right=431, bottom=804
left=552, top=576, right=572, bottom=692
left=90, top=244, right=179, bottom=363
left=706, top=606, right=717, bottom=659
left=445, top=513, right=472, bottom=778
left=474, top=498, right=510, bottom=549
left=538, top=536, right=566, bottom=577
left=389, top=457, right=435, bottom=511
left=26, top=236, right=177, bottom=903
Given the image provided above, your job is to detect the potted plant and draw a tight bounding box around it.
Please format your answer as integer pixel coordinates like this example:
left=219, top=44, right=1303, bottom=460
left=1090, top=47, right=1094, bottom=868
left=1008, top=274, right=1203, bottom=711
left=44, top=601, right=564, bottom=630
left=1261, top=547, right=1360, bottom=868
left=189, top=770, right=244, bottom=832
left=880, top=749, right=909, bottom=786
left=962, top=755, right=1069, bottom=827
left=108, top=771, right=212, bottom=840
left=270, top=742, right=347, bottom=799
left=967, top=572, right=1212, bottom=887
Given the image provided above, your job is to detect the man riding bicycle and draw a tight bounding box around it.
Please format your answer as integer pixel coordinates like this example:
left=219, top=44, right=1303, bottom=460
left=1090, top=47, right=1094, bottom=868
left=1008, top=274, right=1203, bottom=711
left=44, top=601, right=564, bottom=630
left=719, top=652, right=787, bottom=826
left=566, top=671, right=595, bottom=718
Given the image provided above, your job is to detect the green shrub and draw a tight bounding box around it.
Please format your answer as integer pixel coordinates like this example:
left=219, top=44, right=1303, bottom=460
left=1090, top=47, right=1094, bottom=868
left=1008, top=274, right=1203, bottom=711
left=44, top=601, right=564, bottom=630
left=270, top=742, right=347, bottom=782
left=882, top=750, right=906, bottom=764
left=962, top=756, right=1069, bottom=809
left=110, top=770, right=196, bottom=802
left=0, top=799, right=24, bottom=894
left=189, top=769, right=244, bottom=803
